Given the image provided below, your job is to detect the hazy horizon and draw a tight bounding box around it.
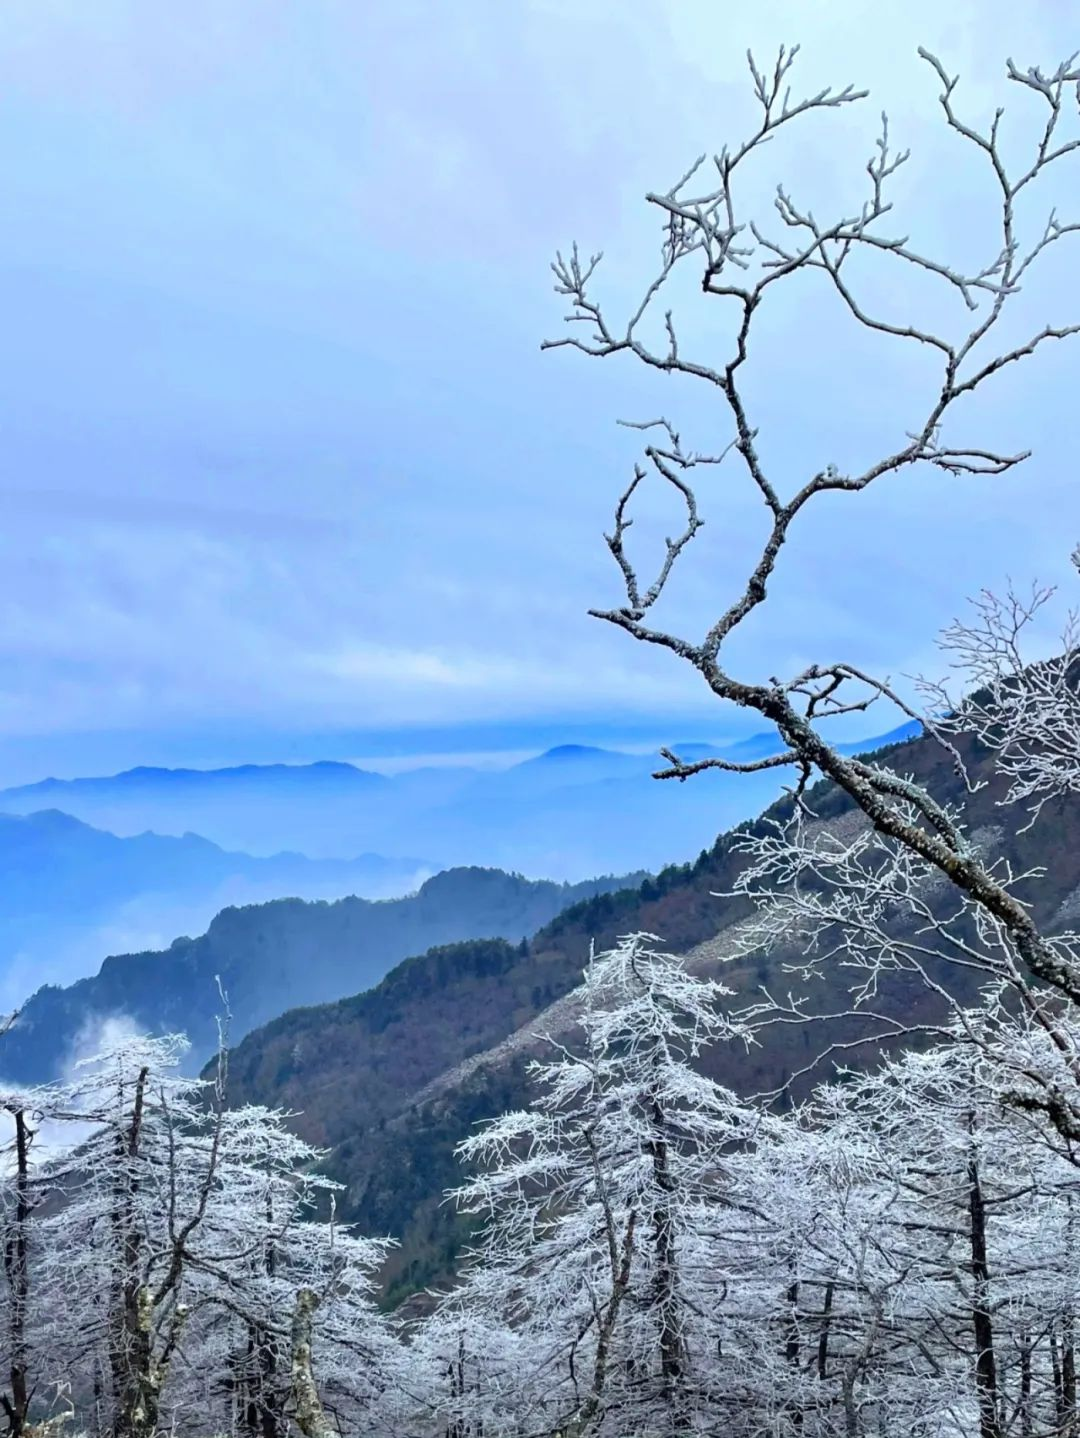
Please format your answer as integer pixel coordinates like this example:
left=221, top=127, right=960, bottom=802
left=0, top=711, right=918, bottom=788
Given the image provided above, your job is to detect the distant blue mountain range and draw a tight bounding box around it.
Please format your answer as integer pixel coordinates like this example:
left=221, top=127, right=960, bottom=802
left=0, top=808, right=430, bottom=1006
left=0, top=721, right=918, bottom=1002
left=0, top=721, right=919, bottom=877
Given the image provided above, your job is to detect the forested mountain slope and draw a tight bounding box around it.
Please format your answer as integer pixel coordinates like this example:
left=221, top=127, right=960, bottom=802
left=221, top=724, right=1080, bottom=1302
left=0, top=866, right=640, bottom=1084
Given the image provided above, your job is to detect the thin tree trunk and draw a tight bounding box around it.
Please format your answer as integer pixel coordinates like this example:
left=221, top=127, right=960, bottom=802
left=2, top=1108, right=31, bottom=1438
left=648, top=1093, right=685, bottom=1423
left=109, top=1067, right=156, bottom=1438
left=1019, top=1330, right=1032, bottom=1438
left=817, top=1281, right=835, bottom=1381
left=239, top=1194, right=283, bottom=1438
left=259, top=1186, right=282, bottom=1438
left=785, top=1274, right=804, bottom=1434
left=967, top=1141, right=1001, bottom=1438
left=1063, top=1201, right=1077, bottom=1438
left=785, top=1278, right=800, bottom=1368
left=563, top=1210, right=636, bottom=1438
left=1064, top=1317, right=1076, bottom=1438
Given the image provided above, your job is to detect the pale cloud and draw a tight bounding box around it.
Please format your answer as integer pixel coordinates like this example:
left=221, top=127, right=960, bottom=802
left=0, top=1, right=1076, bottom=765
left=308, top=641, right=708, bottom=713
left=312, top=646, right=486, bottom=690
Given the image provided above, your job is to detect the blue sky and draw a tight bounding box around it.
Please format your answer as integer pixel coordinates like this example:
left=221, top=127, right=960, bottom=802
left=0, top=0, right=1078, bottom=785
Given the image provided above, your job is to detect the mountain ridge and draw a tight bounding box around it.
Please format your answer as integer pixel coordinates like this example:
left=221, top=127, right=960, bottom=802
left=0, top=757, right=387, bottom=799
left=0, top=807, right=435, bottom=1006
left=0, top=864, right=644, bottom=1085
left=0, top=724, right=918, bottom=876
left=215, top=719, right=1080, bottom=1301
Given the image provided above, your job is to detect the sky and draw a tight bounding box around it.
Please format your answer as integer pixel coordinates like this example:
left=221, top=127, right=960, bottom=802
left=0, top=0, right=1078, bottom=785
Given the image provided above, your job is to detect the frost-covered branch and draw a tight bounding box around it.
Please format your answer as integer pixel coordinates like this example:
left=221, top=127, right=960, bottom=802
left=544, top=43, right=1080, bottom=1020
left=919, top=560, right=1080, bottom=826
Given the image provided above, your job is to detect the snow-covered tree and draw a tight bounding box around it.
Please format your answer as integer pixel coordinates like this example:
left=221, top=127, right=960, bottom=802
left=439, top=932, right=766, bottom=1437
left=0, top=1076, right=76, bottom=1438
left=0, top=1031, right=397, bottom=1438
left=807, top=1026, right=1080, bottom=1438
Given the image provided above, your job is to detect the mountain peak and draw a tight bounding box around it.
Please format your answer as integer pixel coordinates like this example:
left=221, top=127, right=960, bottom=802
left=11, top=807, right=92, bottom=832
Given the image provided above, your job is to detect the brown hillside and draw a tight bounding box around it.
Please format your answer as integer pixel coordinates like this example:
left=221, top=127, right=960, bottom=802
left=222, top=726, right=1080, bottom=1301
